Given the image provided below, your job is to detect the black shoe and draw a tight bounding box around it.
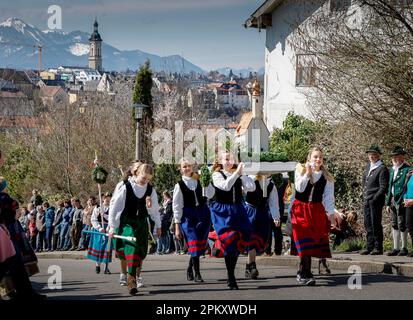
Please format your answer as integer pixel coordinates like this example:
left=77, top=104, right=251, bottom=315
left=398, top=248, right=408, bottom=256
left=318, top=260, right=331, bottom=275
left=245, top=263, right=251, bottom=279
left=129, top=288, right=138, bottom=296
left=187, top=268, right=194, bottom=281
left=370, top=249, right=383, bottom=255
left=359, top=249, right=371, bottom=255
left=194, top=273, right=204, bottom=283
left=249, top=262, right=259, bottom=279
left=104, top=269, right=111, bottom=274
left=95, top=266, right=101, bottom=274
left=387, top=249, right=400, bottom=256
left=227, top=279, right=239, bottom=290
left=296, top=272, right=316, bottom=286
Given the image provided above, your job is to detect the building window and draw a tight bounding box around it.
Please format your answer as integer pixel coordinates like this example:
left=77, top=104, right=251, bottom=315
left=295, top=54, right=317, bottom=87
left=330, top=0, right=351, bottom=12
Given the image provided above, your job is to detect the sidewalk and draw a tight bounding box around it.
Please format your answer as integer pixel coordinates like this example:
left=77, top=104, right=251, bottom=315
left=257, top=252, right=413, bottom=277
left=36, top=250, right=413, bottom=277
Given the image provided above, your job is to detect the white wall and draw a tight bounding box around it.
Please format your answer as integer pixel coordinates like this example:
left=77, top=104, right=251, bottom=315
left=263, top=0, right=325, bottom=131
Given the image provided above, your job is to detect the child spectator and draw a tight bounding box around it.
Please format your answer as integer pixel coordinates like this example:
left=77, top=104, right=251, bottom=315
left=157, top=191, right=173, bottom=254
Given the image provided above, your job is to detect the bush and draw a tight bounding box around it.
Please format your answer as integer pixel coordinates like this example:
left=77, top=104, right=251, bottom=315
left=269, top=111, right=325, bottom=163
left=334, top=237, right=365, bottom=253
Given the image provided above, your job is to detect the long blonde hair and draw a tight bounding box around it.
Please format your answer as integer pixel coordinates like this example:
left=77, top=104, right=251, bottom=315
left=179, top=157, right=199, bottom=179
left=306, top=147, right=334, bottom=183
left=212, top=151, right=237, bottom=173
left=131, top=161, right=154, bottom=177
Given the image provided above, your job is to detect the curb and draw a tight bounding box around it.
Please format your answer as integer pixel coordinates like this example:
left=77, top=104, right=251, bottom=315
left=36, top=253, right=413, bottom=277
left=256, top=256, right=413, bottom=277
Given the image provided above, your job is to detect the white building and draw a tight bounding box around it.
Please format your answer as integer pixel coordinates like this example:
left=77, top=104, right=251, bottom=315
left=235, top=79, right=270, bottom=153
left=97, top=73, right=114, bottom=93
left=213, top=80, right=249, bottom=109
left=57, top=66, right=102, bottom=84
left=245, top=0, right=355, bottom=131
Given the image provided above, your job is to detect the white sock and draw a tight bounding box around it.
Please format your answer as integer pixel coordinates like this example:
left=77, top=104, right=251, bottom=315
left=393, top=229, right=401, bottom=250
left=401, top=231, right=408, bottom=249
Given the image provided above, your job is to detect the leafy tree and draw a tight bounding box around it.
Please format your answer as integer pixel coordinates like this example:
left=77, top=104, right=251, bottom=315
left=0, top=141, right=36, bottom=203
left=269, top=111, right=324, bottom=163
left=152, top=163, right=181, bottom=201
left=133, top=60, right=154, bottom=162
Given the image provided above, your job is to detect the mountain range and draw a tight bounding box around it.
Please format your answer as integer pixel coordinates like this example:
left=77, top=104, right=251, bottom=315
left=215, top=67, right=265, bottom=78
left=0, top=17, right=263, bottom=75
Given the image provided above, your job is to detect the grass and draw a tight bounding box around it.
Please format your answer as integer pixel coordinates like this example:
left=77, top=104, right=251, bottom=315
left=333, top=237, right=365, bottom=253
left=334, top=237, right=413, bottom=253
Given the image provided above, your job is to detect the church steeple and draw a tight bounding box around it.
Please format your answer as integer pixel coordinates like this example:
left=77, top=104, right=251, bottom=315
left=90, top=18, right=102, bottom=41
left=89, top=18, right=103, bottom=72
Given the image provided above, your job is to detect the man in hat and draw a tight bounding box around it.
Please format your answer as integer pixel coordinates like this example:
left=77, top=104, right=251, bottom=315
left=360, top=145, right=389, bottom=255
left=385, top=147, right=411, bottom=256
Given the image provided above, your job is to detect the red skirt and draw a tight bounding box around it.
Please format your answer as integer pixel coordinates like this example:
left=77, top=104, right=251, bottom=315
left=291, top=199, right=331, bottom=258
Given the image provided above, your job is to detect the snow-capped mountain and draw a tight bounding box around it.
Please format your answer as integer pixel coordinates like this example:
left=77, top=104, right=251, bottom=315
left=0, top=17, right=204, bottom=73
left=215, top=67, right=265, bottom=78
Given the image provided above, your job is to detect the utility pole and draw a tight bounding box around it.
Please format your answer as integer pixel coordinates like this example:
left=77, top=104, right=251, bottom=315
left=38, top=45, right=43, bottom=76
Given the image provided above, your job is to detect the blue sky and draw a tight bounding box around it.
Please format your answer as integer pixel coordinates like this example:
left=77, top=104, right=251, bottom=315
left=0, top=0, right=266, bottom=70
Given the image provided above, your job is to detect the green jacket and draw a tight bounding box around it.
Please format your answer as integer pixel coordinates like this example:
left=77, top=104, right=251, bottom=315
left=386, top=163, right=411, bottom=206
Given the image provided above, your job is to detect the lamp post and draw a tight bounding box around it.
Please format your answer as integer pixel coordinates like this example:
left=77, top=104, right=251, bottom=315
left=79, top=100, right=88, bottom=114
left=132, top=103, right=149, bottom=161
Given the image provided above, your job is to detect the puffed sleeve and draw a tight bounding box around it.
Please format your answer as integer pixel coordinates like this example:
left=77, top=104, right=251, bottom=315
left=91, top=207, right=101, bottom=230
left=148, top=188, right=161, bottom=229
left=108, top=181, right=126, bottom=230
left=205, top=182, right=215, bottom=199
left=240, top=175, right=256, bottom=192
left=322, top=181, right=335, bottom=216
left=295, top=164, right=310, bottom=193
left=268, top=185, right=280, bottom=220
left=172, top=183, right=183, bottom=224
left=212, top=171, right=240, bottom=191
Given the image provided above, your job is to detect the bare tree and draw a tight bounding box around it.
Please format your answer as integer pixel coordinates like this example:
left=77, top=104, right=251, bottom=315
left=290, top=0, right=413, bottom=152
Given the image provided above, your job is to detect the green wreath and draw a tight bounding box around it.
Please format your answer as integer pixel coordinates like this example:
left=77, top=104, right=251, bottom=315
left=92, top=166, right=109, bottom=184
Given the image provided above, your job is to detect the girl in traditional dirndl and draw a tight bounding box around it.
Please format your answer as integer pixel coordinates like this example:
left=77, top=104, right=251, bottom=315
left=87, top=193, right=113, bottom=274
left=173, top=158, right=214, bottom=283
left=244, top=175, right=280, bottom=279
left=209, top=151, right=256, bottom=290
left=291, top=147, right=335, bottom=286
left=108, top=163, right=161, bottom=296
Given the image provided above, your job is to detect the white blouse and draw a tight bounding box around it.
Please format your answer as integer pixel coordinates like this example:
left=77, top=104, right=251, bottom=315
left=294, top=169, right=335, bottom=216
left=172, top=175, right=215, bottom=224
left=247, top=176, right=280, bottom=221
left=109, top=177, right=161, bottom=230
left=91, top=205, right=109, bottom=230
left=212, top=170, right=256, bottom=192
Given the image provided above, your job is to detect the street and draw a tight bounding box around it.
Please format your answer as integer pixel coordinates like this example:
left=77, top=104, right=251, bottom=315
left=31, top=254, right=413, bottom=300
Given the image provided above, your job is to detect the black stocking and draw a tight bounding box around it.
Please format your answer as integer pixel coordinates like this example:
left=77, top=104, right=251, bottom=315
left=192, top=256, right=200, bottom=274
